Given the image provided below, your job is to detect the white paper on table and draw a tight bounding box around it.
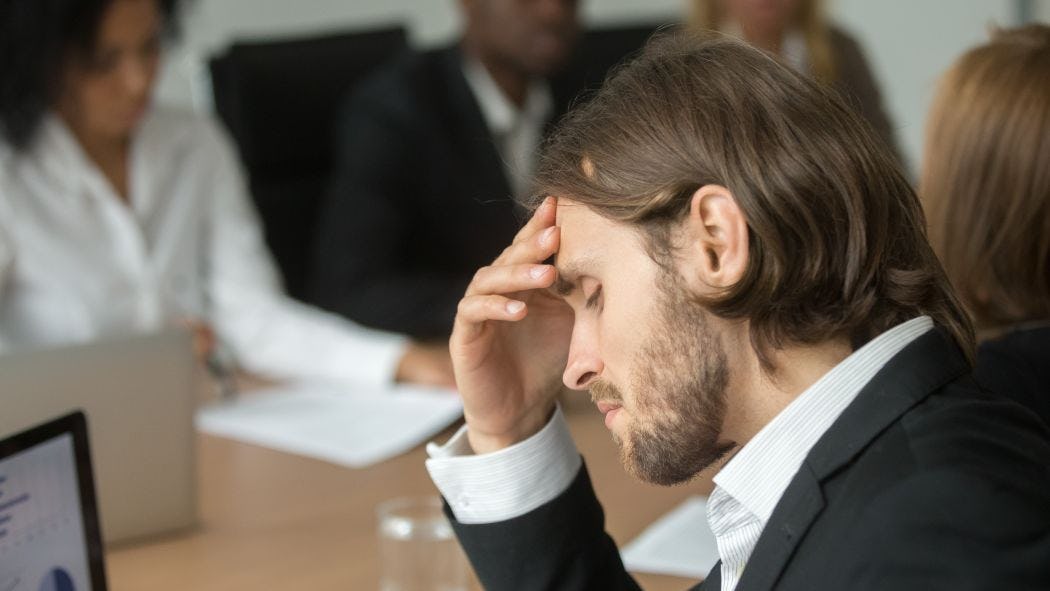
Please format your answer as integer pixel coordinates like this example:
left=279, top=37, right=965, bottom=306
left=195, top=383, right=463, bottom=468
left=621, top=495, right=720, bottom=580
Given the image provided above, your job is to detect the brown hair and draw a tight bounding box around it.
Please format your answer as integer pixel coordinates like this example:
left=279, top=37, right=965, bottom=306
left=690, top=0, right=837, bottom=84
left=921, top=25, right=1050, bottom=333
left=530, top=33, right=975, bottom=368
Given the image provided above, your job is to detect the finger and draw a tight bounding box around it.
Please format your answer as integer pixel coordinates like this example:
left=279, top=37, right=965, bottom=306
left=455, top=294, right=528, bottom=330
left=494, top=224, right=560, bottom=266
left=511, top=195, right=558, bottom=245
left=466, top=264, right=555, bottom=297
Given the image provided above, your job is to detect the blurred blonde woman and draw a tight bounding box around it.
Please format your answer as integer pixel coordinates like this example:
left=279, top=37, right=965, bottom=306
left=690, top=0, right=899, bottom=160
left=922, top=25, right=1050, bottom=425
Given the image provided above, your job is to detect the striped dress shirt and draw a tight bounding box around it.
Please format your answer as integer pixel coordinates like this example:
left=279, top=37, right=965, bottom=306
left=708, top=315, right=933, bottom=590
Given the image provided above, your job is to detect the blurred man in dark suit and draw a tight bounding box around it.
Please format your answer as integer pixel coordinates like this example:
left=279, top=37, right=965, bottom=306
left=312, top=0, right=580, bottom=339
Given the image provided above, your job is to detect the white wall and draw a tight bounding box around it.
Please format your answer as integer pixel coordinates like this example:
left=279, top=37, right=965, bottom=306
left=830, top=0, right=1014, bottom=174
left=1038, top=0, right=1050, bottom=21
left=156, top=0, right=1034, bottom=175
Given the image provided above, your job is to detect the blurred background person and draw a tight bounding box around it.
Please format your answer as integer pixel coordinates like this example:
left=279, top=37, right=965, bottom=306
left=310, top=0, right=580, bottom=340
left=921, top=24, right=1050, bottom=426
left=0, top=0, right=454, bottom=388
left=689, top=0, right=900, bottom=160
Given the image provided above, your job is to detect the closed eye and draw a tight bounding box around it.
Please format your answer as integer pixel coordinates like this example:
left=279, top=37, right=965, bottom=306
left=585, top=286, right=602, bottom=311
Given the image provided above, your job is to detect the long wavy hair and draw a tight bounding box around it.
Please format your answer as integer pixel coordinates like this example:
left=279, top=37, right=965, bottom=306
left=530, top=33, right=974, bottom=369
left=922, top=25, right=1050, bottom=332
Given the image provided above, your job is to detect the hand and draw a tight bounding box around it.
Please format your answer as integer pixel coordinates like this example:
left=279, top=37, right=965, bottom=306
left=177, top=318, right=217, bottom=364
left=451, top=197, right=574, bottom=454
left=395, top=341, right=457, bottom=388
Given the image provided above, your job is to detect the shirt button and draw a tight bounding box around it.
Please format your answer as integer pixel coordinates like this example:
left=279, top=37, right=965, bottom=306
left=458, top=495, right=470, bottom=508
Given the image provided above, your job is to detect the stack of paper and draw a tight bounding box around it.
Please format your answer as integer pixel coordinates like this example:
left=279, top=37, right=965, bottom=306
left=621, top=495, right=720, bottom=580
left=196, top=383, right=462, bottom=468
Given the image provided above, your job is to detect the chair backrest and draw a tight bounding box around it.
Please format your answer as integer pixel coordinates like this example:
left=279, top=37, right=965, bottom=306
left=209, top=26, right=408, bottom=300
left=552, top=22, right=669, bottom=108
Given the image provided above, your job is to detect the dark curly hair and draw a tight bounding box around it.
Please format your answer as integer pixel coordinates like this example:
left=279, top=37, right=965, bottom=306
left=0, top=0, right=182, bottom=150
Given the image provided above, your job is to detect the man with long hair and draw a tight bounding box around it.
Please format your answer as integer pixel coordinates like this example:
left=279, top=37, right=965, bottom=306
left=424, top=34, right=1050, bottom=590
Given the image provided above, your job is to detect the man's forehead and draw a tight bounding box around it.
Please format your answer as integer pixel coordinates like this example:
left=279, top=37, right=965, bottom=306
left=552, top=199, right=610, bottom=294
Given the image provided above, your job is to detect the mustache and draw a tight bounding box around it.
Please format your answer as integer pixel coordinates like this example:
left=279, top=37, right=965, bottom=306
left=590, top=379, right=623, bottom=406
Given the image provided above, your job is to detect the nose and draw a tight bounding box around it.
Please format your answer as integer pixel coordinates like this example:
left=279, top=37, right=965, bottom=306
left=562, top=321, right=603, bottom=391
left=121, top=56, right=152, bottom=99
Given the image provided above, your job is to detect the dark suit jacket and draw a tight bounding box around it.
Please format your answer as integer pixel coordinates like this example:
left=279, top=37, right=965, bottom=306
left=976, top=326, right=1050, bottom=427
left=447, top=329, right=1050, bottom=590
left=311, top=45, right=568, bottom=339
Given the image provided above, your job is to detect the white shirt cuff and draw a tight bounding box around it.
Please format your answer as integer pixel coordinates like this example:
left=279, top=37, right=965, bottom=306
left=424, top=405, right=581, bottom=524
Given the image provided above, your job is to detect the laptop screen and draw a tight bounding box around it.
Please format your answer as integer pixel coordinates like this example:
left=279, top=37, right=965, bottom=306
left=0, top=412, right=107, bottom=590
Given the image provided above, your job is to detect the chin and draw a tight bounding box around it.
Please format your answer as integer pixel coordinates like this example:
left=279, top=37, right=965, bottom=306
left=524, top=49, right=571, bottom=77
left=616, top=429, right=734, bottom=487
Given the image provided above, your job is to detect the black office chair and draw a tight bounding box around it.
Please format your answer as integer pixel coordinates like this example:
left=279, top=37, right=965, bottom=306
left=209, top=27, right=408, bottom=301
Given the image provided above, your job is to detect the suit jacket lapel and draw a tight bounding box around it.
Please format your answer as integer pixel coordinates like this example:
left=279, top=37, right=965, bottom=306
left=441, top=45, right=514, bottom=201
left=734, top=469, right=825, bottom=591
left=734, top=328, right=970, bottom=591
left=695, top=560, right=722, bottom=590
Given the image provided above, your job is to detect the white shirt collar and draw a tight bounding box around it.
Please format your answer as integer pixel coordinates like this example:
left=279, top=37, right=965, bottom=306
left=712, top=315, right=934, bottom=525
left=34, top=113, right=143, bottom=208
left=461, top=56, right=552, bottom=138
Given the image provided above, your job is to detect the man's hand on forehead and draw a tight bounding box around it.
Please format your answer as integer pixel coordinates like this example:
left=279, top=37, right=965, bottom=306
left=449, top=195, right=574, bottom=454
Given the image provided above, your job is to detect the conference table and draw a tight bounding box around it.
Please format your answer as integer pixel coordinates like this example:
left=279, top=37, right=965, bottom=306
left=106, top=391, right=714, bottom=590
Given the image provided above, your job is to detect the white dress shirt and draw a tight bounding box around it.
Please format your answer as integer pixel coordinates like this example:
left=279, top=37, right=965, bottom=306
left=461, top=57, right=553, bottom=198
left=426, top=316, right=934, bottom=588
left=0, top=108, right=406, bottom=386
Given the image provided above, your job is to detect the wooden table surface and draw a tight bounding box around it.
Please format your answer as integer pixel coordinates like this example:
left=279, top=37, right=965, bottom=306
left=106, top=393, right=712, bottom=590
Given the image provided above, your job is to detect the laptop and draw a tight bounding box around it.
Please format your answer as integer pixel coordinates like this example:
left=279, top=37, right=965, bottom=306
left=0, top=331, right=199, bottom=544
left=0, top=411, right=108, bottom=590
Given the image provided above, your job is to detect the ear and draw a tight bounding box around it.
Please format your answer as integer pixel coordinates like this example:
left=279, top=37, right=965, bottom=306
left=680, top=184, right=749, bottom=293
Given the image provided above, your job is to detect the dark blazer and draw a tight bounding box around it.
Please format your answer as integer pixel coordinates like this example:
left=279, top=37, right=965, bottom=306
left=447, top=329, right=1050, bottom=590
left=976, top=326, right=1050, bottom=427
left=311, top=45, right=568, bottom=339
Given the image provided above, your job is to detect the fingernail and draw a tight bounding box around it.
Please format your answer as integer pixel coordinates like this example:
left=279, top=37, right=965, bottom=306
left=529, top=265, right=548, bottom=279
left=506, top=301, right=525, bottom=314
left=541, top=226, right=557, bottom=246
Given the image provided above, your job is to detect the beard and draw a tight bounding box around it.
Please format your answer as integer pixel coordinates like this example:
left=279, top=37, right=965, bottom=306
left=590, top=271, right=734, bottom=486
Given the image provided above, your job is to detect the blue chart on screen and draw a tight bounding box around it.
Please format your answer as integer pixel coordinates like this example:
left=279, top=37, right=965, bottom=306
left=38, top=568, right=75, bottom=591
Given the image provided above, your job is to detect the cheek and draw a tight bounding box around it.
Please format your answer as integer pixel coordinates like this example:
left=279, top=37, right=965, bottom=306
left=144, top=54, right=161, bottom=87
left=595, top=305, right=646, bottom=405
left=76, top=78, right=122, bottom=115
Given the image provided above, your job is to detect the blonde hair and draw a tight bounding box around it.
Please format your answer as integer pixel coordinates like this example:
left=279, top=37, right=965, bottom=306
left=690, top=0, right=837, bottom=83
left=921, top=25, right=1050, bottom=332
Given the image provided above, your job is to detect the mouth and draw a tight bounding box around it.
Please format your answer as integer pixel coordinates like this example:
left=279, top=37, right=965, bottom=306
left=595, top=401, right=622, bottom=429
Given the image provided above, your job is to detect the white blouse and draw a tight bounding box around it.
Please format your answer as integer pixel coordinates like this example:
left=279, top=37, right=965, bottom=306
left=0, top=107, right=406, bottom=386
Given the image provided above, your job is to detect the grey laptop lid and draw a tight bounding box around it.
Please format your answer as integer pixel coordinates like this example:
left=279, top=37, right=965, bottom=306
left=0, top=331, right=199, bottom=544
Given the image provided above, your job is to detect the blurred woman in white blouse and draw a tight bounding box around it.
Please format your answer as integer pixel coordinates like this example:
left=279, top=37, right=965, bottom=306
left=0, top=0, right=454, bottom=388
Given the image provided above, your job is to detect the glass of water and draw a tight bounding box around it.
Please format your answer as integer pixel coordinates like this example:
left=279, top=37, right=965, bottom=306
left=376, top=496, right=469, bottom=591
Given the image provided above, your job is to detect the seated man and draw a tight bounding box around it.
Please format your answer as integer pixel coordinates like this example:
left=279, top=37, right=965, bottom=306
left=424, top=34, right=1050, bottom=589
left=312, top=0, right=580, bottom=339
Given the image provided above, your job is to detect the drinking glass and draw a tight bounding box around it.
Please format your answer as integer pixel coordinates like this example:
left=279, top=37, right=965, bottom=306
left=376, top=496, right=469, bottom=591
